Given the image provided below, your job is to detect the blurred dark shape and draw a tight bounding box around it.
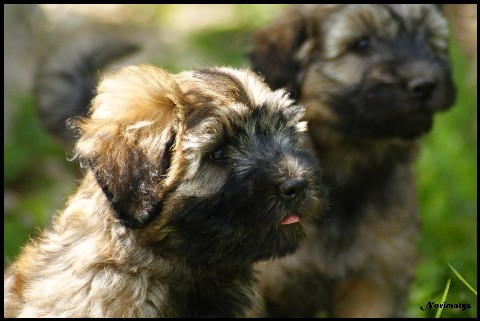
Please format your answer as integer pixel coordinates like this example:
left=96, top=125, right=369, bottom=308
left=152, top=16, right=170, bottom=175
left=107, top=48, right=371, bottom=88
left=34, top=36, right=139, bottom=151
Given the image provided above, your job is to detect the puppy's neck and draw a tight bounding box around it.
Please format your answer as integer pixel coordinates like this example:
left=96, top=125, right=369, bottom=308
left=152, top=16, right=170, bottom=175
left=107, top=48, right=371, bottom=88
left=304, top=123, right=419, bottom=188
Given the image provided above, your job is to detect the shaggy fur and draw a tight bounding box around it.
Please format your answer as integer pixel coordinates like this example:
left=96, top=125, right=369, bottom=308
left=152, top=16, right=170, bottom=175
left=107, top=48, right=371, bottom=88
left=4, top=65, right=326, bottom=317
left=250, top=4, right=456, bottom=317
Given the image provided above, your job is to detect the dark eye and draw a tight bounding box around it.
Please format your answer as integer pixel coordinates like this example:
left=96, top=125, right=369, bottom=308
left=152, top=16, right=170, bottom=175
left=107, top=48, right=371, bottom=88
left=350, top=37, right=369, bottom=53
left=209, top=147, right=227, bottom=161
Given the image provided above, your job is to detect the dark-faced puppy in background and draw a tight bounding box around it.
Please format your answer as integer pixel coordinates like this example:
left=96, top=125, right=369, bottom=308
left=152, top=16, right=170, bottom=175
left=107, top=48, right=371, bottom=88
left=4, top=65, right=326, bottom=317
left=250, top=4, right=456, bottom=317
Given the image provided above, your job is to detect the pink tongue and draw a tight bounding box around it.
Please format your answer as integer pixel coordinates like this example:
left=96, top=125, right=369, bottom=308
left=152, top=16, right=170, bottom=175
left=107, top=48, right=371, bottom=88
left=281, top=214, right=300, bottom=225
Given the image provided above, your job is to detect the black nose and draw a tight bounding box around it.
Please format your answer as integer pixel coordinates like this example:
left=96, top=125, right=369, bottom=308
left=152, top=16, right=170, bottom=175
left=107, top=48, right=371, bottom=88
left=279, top=178, right=307, bottom=202
left=407, top=77, right=436, bottom=99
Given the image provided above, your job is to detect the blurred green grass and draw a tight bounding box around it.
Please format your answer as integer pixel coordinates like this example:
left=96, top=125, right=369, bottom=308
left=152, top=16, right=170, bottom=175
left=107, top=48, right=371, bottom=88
left=408, top=37, right=477, bottom=318
left=4, top=94, right=78, bottom=262
left=3, top=4, right=477, bottom=318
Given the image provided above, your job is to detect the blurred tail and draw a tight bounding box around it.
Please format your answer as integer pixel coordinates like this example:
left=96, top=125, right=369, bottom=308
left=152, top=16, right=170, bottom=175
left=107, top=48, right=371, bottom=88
left=34, top=36, right=139, bottom=150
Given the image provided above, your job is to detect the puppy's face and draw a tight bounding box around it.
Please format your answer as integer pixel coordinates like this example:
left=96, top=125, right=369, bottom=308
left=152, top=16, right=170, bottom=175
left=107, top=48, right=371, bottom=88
left=74, top=66, right=326, bottom=266
left=251, top=4, right=456, bottom=140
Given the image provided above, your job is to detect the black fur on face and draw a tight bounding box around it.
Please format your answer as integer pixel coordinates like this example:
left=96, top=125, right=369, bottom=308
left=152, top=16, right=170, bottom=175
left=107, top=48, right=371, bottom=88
left=329, top=31, right=456, bottom=140
left=160, top=106, right=325, bottom=266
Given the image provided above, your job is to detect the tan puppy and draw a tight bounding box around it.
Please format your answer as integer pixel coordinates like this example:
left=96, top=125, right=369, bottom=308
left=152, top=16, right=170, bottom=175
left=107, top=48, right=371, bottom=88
left=250, top=4, right=456, bottom=317
left=4, top=65, right=326, bottom=317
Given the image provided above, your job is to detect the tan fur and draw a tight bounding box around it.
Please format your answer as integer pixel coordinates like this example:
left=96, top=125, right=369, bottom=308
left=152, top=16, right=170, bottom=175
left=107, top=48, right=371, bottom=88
left=4, top=65, right=325, bottom=317
left=251, top=4, right=456, bottom=317
left=443, top=4, right=477, bottom=84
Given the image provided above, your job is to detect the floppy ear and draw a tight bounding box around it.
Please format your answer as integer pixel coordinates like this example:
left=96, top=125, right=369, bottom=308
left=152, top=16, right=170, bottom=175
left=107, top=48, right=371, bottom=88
left=249, top=6, right=314, bottom=99
left=74, top=65, right=186, bottom=228
left=249, top=5, right=339, bottom=99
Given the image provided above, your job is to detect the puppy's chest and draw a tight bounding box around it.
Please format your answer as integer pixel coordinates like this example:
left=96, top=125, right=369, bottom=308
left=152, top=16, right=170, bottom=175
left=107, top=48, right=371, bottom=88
left=166, top=273, right=259, bottom=317
left=314, top=150, right=398, bottom=241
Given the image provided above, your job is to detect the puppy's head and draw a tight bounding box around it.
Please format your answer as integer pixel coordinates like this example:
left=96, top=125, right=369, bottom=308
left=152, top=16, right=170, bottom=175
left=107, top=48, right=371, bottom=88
left=250, top=4, right=456, bottom=140
left=74, top=65, right=326, bottom=265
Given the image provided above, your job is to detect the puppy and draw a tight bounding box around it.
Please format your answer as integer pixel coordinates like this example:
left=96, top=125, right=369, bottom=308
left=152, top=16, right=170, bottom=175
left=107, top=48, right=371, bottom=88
left=4, top=65, right=326, bottom=317
left=250, top=4, right=456, bottom=317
